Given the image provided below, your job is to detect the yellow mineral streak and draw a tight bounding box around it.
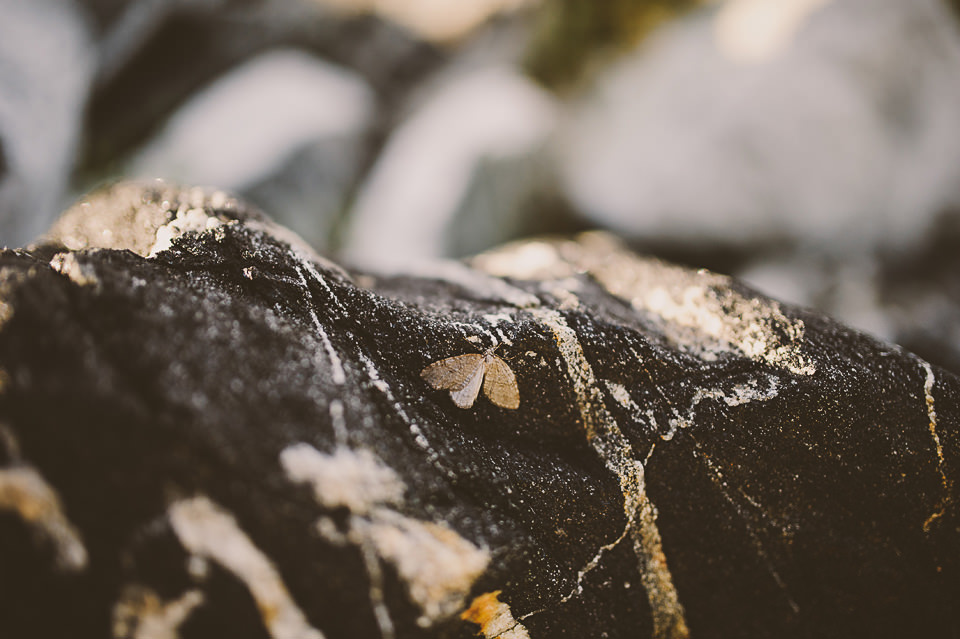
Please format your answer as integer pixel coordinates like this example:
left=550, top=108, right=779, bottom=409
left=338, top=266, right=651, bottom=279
left=532, top=308, right=689, bottom=639
left=461, top=591, right=531, bottom=639
left=921, top=362, right=952, bottom=532
left=0, top=465, right=88, bottom=571
left=112, top=585, right=204, bottom=639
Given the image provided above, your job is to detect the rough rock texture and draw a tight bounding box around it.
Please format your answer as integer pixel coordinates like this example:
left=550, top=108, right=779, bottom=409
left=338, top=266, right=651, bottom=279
left=0, top=182, right=958, bottom=639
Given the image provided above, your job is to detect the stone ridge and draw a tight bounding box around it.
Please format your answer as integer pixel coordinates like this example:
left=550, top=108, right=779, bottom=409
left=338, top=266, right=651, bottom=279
left=0, top=182, right=956, bottom=638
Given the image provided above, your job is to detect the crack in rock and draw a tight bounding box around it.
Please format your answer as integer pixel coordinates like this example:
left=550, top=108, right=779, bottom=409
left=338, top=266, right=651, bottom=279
left=920, top=361, right=952, bottom=532
left=532, top=308, right=689, bottom=639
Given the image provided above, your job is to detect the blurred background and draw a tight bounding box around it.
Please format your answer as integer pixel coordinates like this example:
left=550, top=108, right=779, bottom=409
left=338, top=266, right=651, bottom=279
left=2, top=0, right=960, bottom=372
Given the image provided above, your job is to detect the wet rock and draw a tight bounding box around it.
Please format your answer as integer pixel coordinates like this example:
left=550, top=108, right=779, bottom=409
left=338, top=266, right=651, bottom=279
left=0, top=182, right=957, bottom=638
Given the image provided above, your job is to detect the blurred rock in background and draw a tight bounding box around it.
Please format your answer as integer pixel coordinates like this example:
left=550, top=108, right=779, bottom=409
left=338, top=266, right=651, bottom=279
left=0, top=0, right=95, bottom=247
left=559, top=0, right=960, bottom=252
left=2, top=0, right=960, bottom=371
left=341, top=64, right=559, bottom=271
left=127, top=48, right=374, bottom=250
left=556, top=0, right=960, bottom=356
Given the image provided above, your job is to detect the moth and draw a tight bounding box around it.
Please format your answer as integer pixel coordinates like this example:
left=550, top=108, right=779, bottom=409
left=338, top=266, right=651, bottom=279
left=421, top=347, right=520, bottom=410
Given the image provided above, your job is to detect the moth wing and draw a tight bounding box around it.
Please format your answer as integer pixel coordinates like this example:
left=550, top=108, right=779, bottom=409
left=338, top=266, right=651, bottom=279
left=421, top=354, right=484, bottom=391
left=483, top=356, right=519, bottom=409
left=449, top=363, right=485, bottom=409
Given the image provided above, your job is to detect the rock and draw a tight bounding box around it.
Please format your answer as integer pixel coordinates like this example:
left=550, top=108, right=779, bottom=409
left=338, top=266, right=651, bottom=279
left=548, top=0, right=960, bottom=361
left=342, top=65, right=559, bottom=270
left=557, top=0, right=960, bottom=251
left=311, top=0, right=536, bottom=43
left=79, top=0, right=443, bottom=173
left=0, top=182, right=957, bottom=638
left=871, top=210, right=960, bottom=375
left=127, top=48, right=375, bottom=252
left=725, top=206, right=960, bottom=377
left=0, top=0, right=95, bottom=246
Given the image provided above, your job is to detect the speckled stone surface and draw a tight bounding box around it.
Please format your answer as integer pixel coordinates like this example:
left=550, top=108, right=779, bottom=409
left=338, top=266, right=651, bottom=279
left=0, top=182, right=957, bottom=638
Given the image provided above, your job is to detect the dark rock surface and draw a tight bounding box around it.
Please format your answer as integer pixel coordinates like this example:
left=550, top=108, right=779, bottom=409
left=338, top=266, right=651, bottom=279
left=0, top=182, right=957, bottom=638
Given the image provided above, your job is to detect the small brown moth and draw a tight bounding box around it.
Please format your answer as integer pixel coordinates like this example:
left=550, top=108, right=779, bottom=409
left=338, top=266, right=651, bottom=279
left=421, top=347, right=520, bottom=409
